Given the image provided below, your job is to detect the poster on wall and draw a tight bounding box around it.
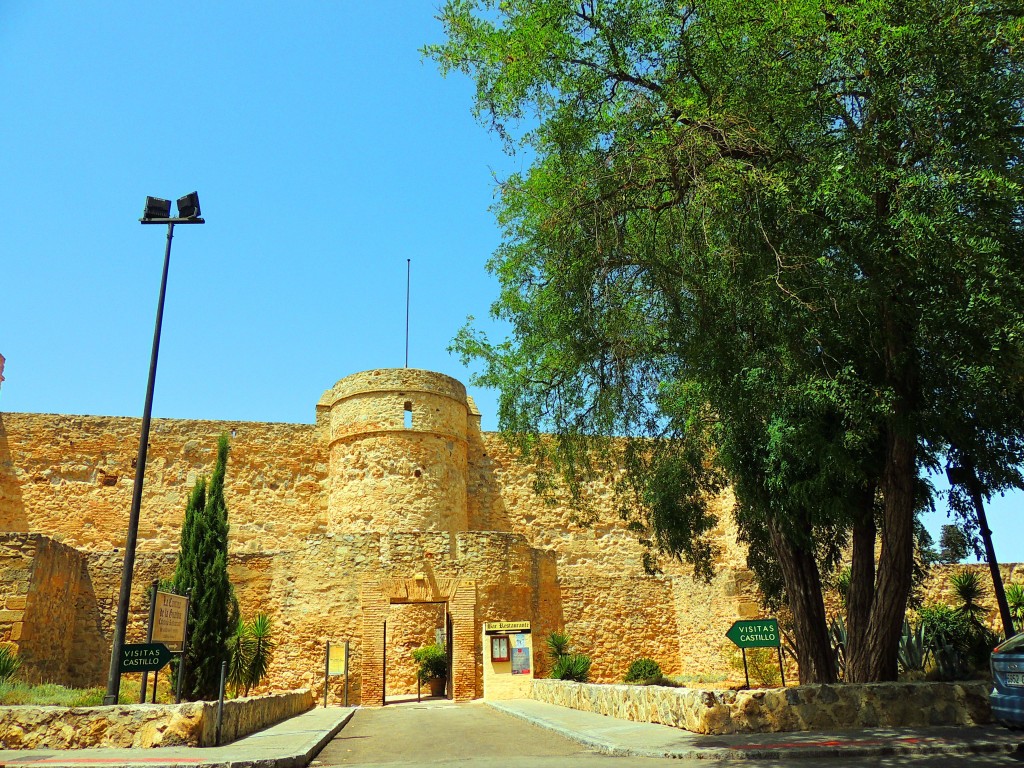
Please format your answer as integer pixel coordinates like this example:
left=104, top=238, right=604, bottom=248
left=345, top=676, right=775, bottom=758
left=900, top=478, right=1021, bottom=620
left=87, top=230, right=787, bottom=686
left=511, top=632, right=531, bottom=675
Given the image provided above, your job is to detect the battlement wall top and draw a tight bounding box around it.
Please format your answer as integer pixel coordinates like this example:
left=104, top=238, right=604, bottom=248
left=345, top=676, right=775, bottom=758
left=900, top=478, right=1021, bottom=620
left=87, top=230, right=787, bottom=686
left=317, top=368, right=467, bottom=411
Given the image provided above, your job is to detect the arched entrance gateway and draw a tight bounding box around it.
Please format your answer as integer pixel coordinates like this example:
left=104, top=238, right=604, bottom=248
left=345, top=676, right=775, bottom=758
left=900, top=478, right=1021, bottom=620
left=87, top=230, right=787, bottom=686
left=360, top=576, right=476, bottom=705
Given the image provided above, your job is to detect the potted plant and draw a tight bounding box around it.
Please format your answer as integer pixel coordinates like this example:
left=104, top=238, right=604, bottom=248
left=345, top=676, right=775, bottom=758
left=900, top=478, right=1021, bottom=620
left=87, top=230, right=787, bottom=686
left=412, top=643, right=448, bottom=697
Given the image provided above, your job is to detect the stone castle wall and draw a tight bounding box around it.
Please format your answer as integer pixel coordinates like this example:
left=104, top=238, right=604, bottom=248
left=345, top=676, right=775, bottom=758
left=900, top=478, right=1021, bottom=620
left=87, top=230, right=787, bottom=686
left=0, top=369, right=763, bottom=701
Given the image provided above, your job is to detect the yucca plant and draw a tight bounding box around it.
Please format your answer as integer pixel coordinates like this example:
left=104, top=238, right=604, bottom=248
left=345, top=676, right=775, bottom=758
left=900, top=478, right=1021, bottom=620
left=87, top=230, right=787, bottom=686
left=227, top=613, right=276, bottom=696
left=546, top=631, right=571, bottom=661
left=950, top=569, right=988, bottom=626
left=545, top=631, right=591, bottom=682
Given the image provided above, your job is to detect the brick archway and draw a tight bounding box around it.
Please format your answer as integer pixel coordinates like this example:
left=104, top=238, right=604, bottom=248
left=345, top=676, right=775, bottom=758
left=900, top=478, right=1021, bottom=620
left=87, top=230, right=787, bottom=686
left=360, top=577, right=476, bottom=706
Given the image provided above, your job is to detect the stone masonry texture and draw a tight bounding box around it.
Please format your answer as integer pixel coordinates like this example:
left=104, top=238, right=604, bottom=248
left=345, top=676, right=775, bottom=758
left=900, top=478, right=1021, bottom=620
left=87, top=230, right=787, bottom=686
left=0, top=369, right=849, bottom=704
left=529, top=679, right=992, bottom=734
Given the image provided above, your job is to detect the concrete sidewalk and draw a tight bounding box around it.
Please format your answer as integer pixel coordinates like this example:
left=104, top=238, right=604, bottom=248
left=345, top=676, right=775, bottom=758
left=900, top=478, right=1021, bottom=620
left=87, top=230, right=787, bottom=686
left=0, top=705, right=354, bottom=768
left=488, top=699, right=1024, bottom=761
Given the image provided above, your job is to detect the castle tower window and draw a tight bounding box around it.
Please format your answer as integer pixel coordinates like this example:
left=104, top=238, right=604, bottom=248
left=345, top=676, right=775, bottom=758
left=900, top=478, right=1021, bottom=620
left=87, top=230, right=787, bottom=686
left=404, top=401, right=413, bottom=429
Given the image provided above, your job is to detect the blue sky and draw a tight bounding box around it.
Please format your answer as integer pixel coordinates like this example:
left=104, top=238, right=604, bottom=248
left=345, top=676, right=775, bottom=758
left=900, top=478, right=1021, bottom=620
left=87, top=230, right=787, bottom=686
left=0, top=2, right=1019, bottom=562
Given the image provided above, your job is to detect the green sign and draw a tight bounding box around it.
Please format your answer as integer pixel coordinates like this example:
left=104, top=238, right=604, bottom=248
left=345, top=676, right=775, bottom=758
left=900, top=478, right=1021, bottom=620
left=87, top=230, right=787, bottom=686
left=119, top=643, right=172, bottom=673
left=726, top=619, right=780, bottom=649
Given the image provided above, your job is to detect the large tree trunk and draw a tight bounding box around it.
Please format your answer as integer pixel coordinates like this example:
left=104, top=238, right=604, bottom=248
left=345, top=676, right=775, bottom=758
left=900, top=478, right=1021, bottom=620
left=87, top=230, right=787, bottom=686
left=767, top=518, right=836, bottom=684
left=850, top=430, right=917, bottom=681
left=847, top=288, right=918, bottom=682
left=844, top=485, right=877, bottom=681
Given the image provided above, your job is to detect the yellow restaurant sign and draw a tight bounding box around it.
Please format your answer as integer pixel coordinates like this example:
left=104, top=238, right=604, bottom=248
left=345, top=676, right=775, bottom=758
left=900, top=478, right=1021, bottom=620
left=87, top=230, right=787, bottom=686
left=484, top=621, right=531, bottom=634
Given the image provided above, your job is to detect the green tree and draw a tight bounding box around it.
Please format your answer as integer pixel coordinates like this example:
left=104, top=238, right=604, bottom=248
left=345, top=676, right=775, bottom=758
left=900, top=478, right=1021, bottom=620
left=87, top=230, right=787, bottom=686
left=172, top=434, right=234, bottom=700
left=939, top=525, right=970, bottom=565
left=428, top=0, right=1024, bottom=682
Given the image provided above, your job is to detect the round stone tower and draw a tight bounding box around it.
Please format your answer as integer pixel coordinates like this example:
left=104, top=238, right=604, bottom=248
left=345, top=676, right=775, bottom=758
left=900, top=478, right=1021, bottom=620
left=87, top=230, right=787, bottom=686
left=318, top=368, right=470, bottom=534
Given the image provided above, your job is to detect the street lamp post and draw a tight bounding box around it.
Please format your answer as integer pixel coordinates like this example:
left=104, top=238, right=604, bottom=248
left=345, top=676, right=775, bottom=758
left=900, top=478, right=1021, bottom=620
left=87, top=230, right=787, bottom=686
left=103, top=193, right=204, bottom=705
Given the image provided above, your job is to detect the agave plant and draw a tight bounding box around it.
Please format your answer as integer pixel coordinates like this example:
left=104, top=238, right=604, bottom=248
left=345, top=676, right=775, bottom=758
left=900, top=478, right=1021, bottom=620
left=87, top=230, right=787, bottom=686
left=932, top=642, right=970, bottom=681
left=897, top=620, right=928, bottom=674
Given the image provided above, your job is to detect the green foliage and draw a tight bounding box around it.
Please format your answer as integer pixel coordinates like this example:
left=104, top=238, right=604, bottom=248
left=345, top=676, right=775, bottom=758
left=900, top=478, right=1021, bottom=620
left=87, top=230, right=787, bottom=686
left=932, top=642, right=971, bottom=681
left=228, top=613, right=276, bottom=697
left=545, top=631, right=571, bottom=662
left=729, top=647, right=781, bottom=688
left=939, top=526, right=970, bottom=565
left=1006, top=582, right=1024, bottom=629
left=0, top=678, right=173, bottom=706
left=624, top=658, right=661, bottom=683
left=172, top=433, right=234, bottom=700
left=546, top=631, right=591, bottom=682
left=0, top=646, right=20, bottom=682
left=412, top=643, right=448, bottom=682
left=919, top=604, right=976, bottom=653
left=551, top=653, right=592, bottom=683
left=428, top=0, right=1024, bottom=684
left=918, top=602, right=996, bottom=676
left=949, top=570, right=989, bottom=626
left=834, top=569, right=851, bottom=613
left=897, top=621, right=928, bottom=674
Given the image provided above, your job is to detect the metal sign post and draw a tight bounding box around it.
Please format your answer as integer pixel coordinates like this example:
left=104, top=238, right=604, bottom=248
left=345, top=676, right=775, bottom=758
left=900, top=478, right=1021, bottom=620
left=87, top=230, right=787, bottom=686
left=324, top=641, right=330, bottom=708
left=174, top=589, right=192, bottom=704
left=140, top=580, right=159, bottom=703
left=725, top=619, right=783, bottom=689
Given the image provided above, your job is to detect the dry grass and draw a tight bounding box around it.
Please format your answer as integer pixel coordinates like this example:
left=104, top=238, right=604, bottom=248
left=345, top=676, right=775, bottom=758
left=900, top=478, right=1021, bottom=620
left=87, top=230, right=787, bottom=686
left=0, top=676, right=176, bottom=706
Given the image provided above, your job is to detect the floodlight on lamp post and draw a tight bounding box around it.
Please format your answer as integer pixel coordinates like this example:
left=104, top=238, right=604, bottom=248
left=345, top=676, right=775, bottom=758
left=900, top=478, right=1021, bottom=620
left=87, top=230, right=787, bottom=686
left=946, top=460, right=1016, bottom=639
left=103, top=193, right=204, bottom=705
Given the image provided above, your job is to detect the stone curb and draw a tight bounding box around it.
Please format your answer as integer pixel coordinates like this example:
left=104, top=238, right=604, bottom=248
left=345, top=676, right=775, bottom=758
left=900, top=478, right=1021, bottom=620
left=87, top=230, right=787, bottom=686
left=252, top=707, right=355, bottom=768
left=486, top=701, right=1021, bottom=761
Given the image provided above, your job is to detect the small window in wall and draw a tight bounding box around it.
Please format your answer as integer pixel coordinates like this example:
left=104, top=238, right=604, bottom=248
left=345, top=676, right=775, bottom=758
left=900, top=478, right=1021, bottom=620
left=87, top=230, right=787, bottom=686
left=404, top=401, right=413, bottom=429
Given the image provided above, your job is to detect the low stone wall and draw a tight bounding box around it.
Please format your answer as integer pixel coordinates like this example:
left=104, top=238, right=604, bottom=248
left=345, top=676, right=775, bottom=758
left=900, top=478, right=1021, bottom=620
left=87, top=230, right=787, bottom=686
left=530, top=679, right=992, bottom=734
left=0, top=689, right=313, bottom=749
left=198, top=689, right=314, bottom=747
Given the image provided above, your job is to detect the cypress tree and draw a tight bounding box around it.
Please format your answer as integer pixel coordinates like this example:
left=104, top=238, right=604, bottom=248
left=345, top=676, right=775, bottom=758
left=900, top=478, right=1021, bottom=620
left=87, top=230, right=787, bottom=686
left=172, top=433, right=233, bottom=700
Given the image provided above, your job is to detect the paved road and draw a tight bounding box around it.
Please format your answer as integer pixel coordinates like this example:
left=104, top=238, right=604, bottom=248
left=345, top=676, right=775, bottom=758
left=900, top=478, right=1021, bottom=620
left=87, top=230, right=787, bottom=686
left=311, top=700, right=1024, bottom=768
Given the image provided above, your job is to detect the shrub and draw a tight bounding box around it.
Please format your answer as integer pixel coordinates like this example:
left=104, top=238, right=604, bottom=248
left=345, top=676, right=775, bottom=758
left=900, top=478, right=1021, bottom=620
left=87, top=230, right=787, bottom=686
left=918, top=604, right=975, bottom=653
left=624, top=658, right=661, bottom=683
left=551, top=653, right=591, bottom=682
left=918, top=602, right=997, bottom=677
left=728, top=647, right=781, bottom=687
left=412, top=643, right=447, bottom=682
left=0, top=645, right=20, bottom=683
